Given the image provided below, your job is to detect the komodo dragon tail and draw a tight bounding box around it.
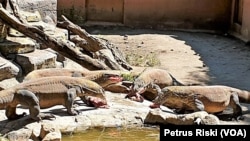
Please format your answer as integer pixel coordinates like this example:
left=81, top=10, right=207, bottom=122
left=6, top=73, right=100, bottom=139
left=235, top=89, right=250, bottom=103
left=0, top=89, right=15, bottom=109
left=168, top=73, right=185, bottom=86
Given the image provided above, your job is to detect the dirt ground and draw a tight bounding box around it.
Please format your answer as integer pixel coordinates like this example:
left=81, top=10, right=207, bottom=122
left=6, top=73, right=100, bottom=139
left=87, top=26, right=250, bottom=124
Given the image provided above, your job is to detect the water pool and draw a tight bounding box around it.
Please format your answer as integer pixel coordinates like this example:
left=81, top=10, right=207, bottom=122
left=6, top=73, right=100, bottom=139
left=62, top=127, right=160, bottom=141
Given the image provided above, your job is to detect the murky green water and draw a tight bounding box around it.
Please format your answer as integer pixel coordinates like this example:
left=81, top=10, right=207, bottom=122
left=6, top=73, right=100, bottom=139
left=62, top=127, right=160, bottom=141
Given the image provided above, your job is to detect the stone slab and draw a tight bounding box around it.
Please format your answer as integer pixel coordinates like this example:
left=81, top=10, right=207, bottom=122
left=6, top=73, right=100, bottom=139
left=15, top=49, right=57, bottom=74
left=0, top=37, right=36, bottom=57
left=0, top=56, right=20, bottom=81
left=17, top=0, right=57, bottom=24
left=20, top=10, right=42, bottom=22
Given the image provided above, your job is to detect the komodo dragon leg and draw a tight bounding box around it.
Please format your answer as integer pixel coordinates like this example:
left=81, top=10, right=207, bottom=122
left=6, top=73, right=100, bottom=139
left=6, top=90, right=39, bottom=120
left=229, top=92, right=243, bottom=120
left=6, top=105, right=26, bottom=120
left=194, top=95, right=205, bottom=111
left=173, top=97, right=205, bottom=114
left=65, top=88, right=79, bottom=115
left=12, top=90, right=54, bottom=121
left=127, top=82, right=163, bottom=102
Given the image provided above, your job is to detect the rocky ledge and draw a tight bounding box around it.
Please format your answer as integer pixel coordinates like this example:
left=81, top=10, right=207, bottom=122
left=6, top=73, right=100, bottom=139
left=0, top=90, right=228, bottom=141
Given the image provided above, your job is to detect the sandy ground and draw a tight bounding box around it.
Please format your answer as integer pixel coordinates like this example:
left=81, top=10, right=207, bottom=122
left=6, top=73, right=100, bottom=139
left=87, top=26, right=250, bottom=124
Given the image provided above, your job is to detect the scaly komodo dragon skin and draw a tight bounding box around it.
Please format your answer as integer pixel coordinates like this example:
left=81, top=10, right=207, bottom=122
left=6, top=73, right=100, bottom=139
left=23, top=68, right=129, bottom=107
left=150, top=85, right=250, bottom=119
left=24, top=68, right=137, bottom=92
left=24, top=68, right=123, bottom=88
left=126, top=68, right=185, bottom=102
left=0, top=76, right=106, bottom=121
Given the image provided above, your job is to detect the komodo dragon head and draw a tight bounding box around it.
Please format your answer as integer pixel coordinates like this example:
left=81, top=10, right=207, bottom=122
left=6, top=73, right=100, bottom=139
left=85, top=72, right=123, bottom=88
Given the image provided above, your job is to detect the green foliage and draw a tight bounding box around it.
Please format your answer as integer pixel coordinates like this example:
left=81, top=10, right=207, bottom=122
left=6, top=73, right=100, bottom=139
left=125, top=52, right=161, bottom=67
left=121, top=73, right=136, bottom=81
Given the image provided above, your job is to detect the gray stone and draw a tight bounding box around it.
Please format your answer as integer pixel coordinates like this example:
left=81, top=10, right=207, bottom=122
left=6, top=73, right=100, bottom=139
left=21, top=11, right=42, bottom=22
left=8, top=28, right=25, bottom=37
left=6, top=128, right=32, bottom=141
left=74, top=115, right=91, bottom=132
left=63, top=57, right=89, bottom=70
left=0, top=23, right=7, bottom=42
left=27, top=21, right=68, bottom=41
left=15, top=49, right=57, bottom=74
left=43, top=48, right=66, bottom=63
left=144, top=109, right=220, bottom=125
left=0, top=57, right=20, bottom=81
left=42, top=132, right=61, bottom=141
left=40, top=122, right=61, bottom=140
left=8, top=10, right=43, bottom=37
left=17, top=0, right=57, bottom=24
left=0, top=78, right=19, bottom=89
left=43, top=48, right=85, bottom=69
left=0, top=37, right=36, bottom=57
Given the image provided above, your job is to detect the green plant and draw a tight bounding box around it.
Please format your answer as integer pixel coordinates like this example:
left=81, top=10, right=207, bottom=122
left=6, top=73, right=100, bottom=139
left=125, top=52, right=160, bottom=67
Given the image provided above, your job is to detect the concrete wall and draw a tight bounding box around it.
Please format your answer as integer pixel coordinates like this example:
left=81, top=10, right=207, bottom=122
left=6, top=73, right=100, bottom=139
left=57, top=0, right=86, bottom=23
left=230, top=0, right=250, bottom=42
left=242, top=0, right=250, bottom=41
left=86, top=0, right=124, bottom=23
left=57, top=0, right=232, bottom=32
left=124, top=0, right=232, bottom=31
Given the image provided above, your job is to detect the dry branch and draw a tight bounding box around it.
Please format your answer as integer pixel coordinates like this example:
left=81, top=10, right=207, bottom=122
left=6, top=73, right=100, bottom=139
left=0, top=3, right=120, bottom=70
left=0, top=1, right=132, bottom=71
left=57, top=15, right=133, bottom=71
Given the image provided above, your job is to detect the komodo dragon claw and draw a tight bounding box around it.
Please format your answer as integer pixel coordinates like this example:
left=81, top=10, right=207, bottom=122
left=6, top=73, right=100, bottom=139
left=39, top=113, right=56, bottom=120
left=194, top=117, right=202, bottom=125
left=236, top=116, right=245, bottom=121
left=8, top=112, right=27, bottom=120
left=230, top=115, right=244, bottom=121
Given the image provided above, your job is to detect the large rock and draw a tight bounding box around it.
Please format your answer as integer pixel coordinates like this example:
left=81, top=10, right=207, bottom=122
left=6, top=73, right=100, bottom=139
left=144, top=109, right=220, bottom=125
left=0, top=37, right=36, bottom=57
left=40, top=122, right=61, bottom=141
left=21, top=11, right=42, bottom=22
left=0, top=22, right=7, bottom=42
left=0, top=56, right=20, bottom=81
left=0, top=78, right=20, bottom=89
left=27, top=21, right=68, bottom=41
left=17, top=0, right=57, bottom=24
left=43, top=48, right=89, bottom=70
left=8, top=10, right=43, bottom=37
left=6, top=128, right=32, bottom=141
left=15, top=49, right=57, bottom=74
left=42, top=132, right=61, bottom=141
left=8, top=11, right=68, bottom=41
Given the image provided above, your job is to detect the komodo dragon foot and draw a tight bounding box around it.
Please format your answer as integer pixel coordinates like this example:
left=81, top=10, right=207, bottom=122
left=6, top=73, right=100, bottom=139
left=126, top=81, right=163, bottom=103
left=38, top=113, right=56, bottom=121
left=6, top=109, right=27, bottom=120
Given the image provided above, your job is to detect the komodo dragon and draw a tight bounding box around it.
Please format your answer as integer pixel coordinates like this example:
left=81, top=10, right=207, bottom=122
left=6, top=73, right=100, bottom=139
left=150, top=85, right=250, bottom=119
left=0, top=76, right=106, bottom=121
left=24, top=68, right=138, bottom=93
left=125, top=68, right=185, bottom=102
left=23, top=68, right=135, bottom=107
